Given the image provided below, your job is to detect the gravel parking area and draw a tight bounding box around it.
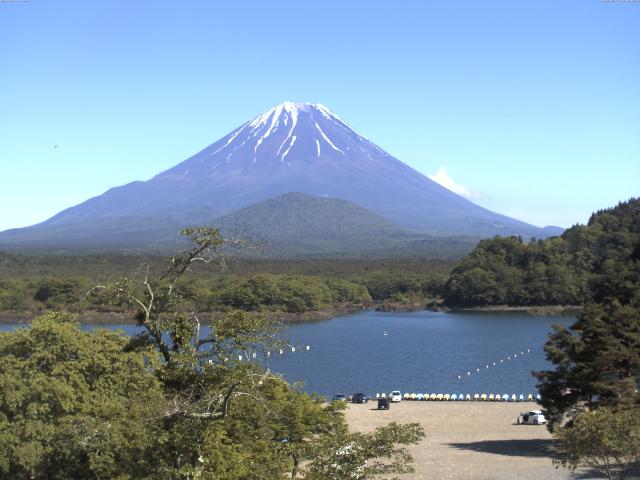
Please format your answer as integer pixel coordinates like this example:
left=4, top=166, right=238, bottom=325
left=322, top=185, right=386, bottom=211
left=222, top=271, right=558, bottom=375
left=344, top=401, right=599, bottom=480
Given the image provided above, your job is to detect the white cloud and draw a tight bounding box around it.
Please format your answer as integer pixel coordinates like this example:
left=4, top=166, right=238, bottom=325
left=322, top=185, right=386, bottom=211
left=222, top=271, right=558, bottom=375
left=428, top=165, right=480, bottom=198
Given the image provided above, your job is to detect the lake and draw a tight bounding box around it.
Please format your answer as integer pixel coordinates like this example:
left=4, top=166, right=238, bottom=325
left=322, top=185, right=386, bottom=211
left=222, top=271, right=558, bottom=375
left=0, top=310, right=574, bottom=398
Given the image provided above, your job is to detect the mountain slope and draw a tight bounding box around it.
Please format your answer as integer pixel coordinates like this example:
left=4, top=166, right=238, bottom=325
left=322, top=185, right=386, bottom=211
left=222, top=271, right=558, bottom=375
left=0, top=217, right=184, bottom=253
left=0, top=102, right=562, bottom=253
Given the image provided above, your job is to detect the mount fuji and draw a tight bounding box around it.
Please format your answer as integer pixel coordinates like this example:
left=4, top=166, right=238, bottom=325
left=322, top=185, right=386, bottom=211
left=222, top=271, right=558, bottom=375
left=0, top=102, right=562, bottom=254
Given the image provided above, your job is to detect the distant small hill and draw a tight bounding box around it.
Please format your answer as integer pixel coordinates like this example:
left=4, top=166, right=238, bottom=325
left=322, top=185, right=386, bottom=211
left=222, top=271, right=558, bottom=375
left=215, top=192, right=404, bottom=241
left=444, top=198, right=640, bottom=307
left=214, top=193, right=478, bottom=258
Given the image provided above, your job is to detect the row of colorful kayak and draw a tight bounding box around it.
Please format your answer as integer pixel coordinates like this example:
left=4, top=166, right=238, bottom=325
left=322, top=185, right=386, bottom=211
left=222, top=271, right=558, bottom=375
left=375, top=392, right=541, bottom=401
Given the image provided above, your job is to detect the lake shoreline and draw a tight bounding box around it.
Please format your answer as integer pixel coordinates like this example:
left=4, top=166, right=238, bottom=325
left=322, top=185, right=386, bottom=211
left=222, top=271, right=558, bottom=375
left=457, top=305, right=582, bottom=316
left=375, top=300, right=581, bottom=317
left=0, top=304, right=369, bottom=325
left=0, top=303, right=580, bottom=325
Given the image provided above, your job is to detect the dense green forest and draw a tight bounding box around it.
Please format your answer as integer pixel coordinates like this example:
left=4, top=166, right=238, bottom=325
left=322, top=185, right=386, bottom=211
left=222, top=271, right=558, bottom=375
left=0, top=253, right=453, bottom=321
left=444, top=198, right=640, bottom=307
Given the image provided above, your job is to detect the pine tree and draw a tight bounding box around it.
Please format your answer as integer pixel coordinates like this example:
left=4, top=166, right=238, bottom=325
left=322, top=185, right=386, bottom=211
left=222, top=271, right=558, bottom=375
left=534, top=298, right=640, bottom=430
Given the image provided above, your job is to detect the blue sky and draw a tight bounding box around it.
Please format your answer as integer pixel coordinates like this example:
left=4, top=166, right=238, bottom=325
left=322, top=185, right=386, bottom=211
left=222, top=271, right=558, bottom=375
left=1, top=0, right=638, bottom=231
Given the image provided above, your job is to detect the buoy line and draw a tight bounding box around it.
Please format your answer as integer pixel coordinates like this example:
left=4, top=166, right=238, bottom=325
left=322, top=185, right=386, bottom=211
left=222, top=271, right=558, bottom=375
left=456, top=348, right=533, bottom=380
left=263, top=344, right=311, bottom=359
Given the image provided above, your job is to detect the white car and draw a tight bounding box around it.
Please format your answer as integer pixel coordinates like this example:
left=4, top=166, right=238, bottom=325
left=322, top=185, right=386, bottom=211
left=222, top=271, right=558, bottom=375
left=390, top=390, right=402, bottom=402
left=517, top=410, right=547, bottom=425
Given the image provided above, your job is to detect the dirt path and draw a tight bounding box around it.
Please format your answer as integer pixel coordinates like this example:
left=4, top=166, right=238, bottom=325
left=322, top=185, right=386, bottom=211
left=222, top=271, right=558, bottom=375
left=345, top=401, right=595, bottom=480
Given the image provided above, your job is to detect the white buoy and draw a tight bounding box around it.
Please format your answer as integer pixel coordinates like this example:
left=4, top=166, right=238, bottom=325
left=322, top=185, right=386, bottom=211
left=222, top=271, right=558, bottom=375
left=500, top=359, right=503, bottom=363
left=291, top=346, right=296, bottom=352
left=279, top=349, right=283, bottom=355
left=476, top=368, right=480, bottom=372
left=492, top=362, right=496, bottom=366
left=266, top=351, right=271, bottom=357
left=485, top=365, right=489, bottom=368
left=467, top=371, right=471, bottom=375
left=458, top=375, right=461, bottom=379
left=306, top=345, right=310, bottom=351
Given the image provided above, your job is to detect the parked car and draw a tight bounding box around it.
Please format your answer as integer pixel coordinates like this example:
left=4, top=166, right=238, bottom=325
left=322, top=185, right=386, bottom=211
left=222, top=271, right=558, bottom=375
left=352, top=393, right=369, bottom=404
left=390, top=390, right=402, bottom=402
left=377, top=398, right=390, bottom=410
left=517, top=410, right=547, bottom=425
left=332, top=394, right=347, bottom=402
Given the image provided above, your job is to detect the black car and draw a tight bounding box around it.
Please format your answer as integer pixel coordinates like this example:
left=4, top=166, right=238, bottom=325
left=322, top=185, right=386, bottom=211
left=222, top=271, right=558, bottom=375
left=377, top=398, right=390, bottom=410
left=352, top=393, right=369, bottom=404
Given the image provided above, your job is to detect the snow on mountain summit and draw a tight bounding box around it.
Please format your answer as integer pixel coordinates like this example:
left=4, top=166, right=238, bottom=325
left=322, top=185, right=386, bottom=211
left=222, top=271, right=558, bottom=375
left=157, top=101, right=386, bottom=180
left=247, top=102, right=348, bottom=134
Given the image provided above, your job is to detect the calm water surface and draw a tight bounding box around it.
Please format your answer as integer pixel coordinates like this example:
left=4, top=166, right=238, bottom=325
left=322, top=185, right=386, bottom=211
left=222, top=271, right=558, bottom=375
left=1, top=310, right=574, bottom=398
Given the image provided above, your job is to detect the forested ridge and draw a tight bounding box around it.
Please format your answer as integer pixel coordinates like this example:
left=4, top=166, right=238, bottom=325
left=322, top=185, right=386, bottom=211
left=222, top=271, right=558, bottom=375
left=0, top=254, right=452, bottom=321
left=444, top=198, right=640, bottom=307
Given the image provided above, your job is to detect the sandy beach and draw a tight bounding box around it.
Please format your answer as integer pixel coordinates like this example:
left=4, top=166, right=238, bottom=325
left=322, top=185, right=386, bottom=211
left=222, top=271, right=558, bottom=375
left=345, top=401, right=596, bottom=480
